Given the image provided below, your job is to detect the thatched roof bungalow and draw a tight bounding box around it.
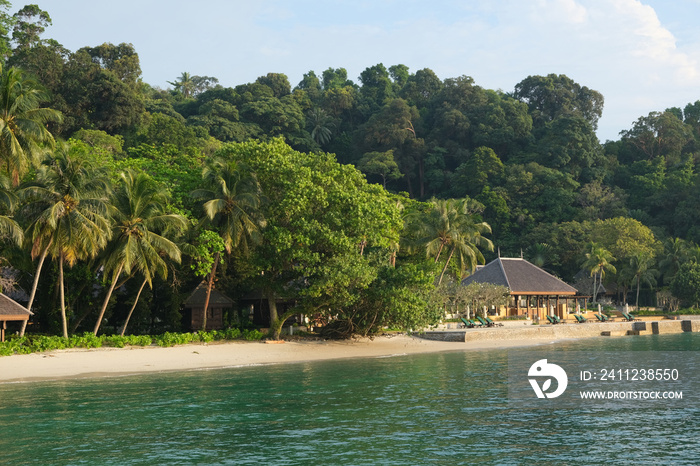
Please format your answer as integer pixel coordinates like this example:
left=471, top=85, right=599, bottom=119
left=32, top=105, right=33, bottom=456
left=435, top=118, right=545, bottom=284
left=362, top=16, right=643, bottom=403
left=0, top=293, right=32, bottom=342
left=182, top=282, right=234, bottom=331
left=462, top=257, right=579, bottom=321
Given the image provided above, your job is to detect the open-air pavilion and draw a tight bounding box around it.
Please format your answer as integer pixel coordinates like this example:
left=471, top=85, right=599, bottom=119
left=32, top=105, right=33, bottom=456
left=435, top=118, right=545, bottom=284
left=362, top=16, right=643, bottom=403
left=0, top=293, right=32, bottom=342
left=461, top=257, right=581, bottom=322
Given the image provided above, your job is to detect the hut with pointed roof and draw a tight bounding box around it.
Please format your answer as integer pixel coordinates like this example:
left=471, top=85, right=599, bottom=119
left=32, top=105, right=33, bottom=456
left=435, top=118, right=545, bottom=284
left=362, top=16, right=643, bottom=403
left=0, top=293, right=32, bottom=342
left=182, top=282, right=234, bottom=331
left=461, top=257, right=579, bottom=321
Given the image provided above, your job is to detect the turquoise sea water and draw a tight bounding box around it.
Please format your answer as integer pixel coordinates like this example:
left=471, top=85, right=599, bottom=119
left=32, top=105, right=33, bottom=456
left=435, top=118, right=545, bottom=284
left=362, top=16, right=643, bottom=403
left=1, top=333, right=699, bottom=465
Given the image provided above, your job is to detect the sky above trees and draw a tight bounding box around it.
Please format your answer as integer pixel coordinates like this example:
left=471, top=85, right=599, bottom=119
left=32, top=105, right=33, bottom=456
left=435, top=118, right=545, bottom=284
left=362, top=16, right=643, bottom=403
left=27, top=0, right=700, bottom=141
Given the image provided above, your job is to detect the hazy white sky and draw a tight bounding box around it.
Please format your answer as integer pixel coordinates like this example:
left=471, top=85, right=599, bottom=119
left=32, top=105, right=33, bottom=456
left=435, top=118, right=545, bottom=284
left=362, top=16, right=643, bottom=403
left=25, top=0, right=700, bottom=141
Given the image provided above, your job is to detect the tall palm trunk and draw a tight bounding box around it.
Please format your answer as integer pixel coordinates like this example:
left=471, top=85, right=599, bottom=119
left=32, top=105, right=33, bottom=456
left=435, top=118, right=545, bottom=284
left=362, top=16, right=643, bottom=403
left=434, top=242, right=445, bottom=263
left=201, top=252, right=220, bottom=331
left=93, top=263, right=124, bottom=335
left=20, top=244, right=51, bottom=337
left=635, top=276, right=641, bottom=312
left=592, top=272, right=598, bottom=304
left=437, top=246, right=456, bottom=286
left=59, top=257, right=68, bottom=338
left=121, top=277, right=148, bottom=336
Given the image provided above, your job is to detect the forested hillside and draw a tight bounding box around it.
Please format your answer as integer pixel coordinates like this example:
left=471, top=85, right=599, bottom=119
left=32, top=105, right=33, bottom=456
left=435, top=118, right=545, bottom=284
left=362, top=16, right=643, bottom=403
left=2, top=3, right=700, bottom=338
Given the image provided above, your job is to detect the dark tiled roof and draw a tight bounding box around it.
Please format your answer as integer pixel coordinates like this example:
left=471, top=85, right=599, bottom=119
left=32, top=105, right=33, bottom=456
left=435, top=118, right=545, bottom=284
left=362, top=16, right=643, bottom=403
left=0, top=293, right=32, bottom=318
left=462, top=258, right=577, bottom=295
left=184, top=282, right=235, bottom=307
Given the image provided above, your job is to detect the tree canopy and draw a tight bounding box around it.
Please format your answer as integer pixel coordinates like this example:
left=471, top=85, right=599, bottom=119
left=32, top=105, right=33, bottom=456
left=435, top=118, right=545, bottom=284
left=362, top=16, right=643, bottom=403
left=2, top=0, right=700, bottom=341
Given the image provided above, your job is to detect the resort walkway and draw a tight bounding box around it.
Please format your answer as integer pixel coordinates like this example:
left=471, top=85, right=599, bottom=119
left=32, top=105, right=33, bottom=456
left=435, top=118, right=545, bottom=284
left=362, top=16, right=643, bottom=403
left=419, top=319, right=700, bottom=342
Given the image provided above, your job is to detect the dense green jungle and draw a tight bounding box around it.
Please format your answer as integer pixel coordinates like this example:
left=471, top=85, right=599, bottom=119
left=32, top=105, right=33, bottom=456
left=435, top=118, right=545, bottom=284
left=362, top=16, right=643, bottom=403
left=1, top=2, right=699, bottom=341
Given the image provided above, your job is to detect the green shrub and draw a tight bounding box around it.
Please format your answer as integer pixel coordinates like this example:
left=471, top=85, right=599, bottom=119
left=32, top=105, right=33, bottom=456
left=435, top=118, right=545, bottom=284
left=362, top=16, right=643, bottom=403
left=0, top=327, right=264, bottom=356
left=242, top=329, right=264, bottom=341
left=69, top=332, right=103, bottom=349
left=223, top=327, right=242, bottom=339
left=198, top=331, right=216, bottom=343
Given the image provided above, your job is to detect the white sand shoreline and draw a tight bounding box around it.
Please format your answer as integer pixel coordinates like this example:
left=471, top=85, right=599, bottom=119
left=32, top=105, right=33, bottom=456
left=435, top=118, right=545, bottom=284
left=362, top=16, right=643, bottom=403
left=0, top=334, right=569, bottom=384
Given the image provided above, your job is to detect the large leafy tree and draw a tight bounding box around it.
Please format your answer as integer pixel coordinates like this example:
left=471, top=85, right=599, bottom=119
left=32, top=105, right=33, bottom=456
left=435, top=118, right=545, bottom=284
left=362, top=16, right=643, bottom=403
left=10, top=4, right=51, bottom=51
left=618, top=111, right=693, bottom=163
left=671, top=261, right=700, bottom=308
left=93, top=170, right=187, bottom=335
left=21, top=143, right=112, bottom=337
left=0, top=65, right=62, bottom=185
left=357, top=150, right=402, bottom=188
left=59, top=45, right=144, bottom=134
left=217, top=138, right=403, bottom=339
left=513, top=73, right=604, bottom=130
left=362, top=98, right=423, bottom=195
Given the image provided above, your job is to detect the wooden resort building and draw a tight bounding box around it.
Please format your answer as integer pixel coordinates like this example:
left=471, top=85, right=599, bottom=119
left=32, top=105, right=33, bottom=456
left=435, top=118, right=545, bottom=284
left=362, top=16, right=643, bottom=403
left=0, top=293, right=32, bottom=342
left=182, top=282, right=234, bottom=331
left=461, top=257, right=579, bottom=322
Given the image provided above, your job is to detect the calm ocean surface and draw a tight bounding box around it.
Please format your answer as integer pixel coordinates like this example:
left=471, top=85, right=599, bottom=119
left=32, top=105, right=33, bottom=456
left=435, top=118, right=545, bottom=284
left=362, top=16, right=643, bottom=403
left=1, top=333, right=699, bottom=465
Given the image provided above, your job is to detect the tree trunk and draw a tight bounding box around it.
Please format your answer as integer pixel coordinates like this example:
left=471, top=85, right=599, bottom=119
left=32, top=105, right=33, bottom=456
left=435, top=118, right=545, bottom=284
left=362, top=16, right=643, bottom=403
left=121, top=277, right=148, bottom=336
left=636, top=276, right=641, bottom=312
left=592, top=272, right=598, bottom=304
left=20, top=245, right=50, bottom=337
left=201, top=252, right=220, bottom=331
left=434, top=242, right=444, bottom=263
left=59, top=257, right=68, bottom=339
left=93, top=263, right=124, bottom=336
left=267, top=289, right=278, bottom=331
left=271, top=308, right=298, bottom=340
left=437, top=246, right=456, bottom=286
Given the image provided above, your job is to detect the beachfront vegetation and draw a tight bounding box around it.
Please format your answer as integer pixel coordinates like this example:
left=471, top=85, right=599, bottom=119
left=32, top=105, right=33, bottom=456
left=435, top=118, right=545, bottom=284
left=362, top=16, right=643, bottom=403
left=0, top=328, right=264, bottom=356
left=1, top=2, right=700, bottom=342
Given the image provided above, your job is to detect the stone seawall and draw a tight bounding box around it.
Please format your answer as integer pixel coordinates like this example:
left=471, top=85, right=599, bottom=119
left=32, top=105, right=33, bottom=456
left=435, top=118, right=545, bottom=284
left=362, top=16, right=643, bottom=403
left=417, top=320, right=697, bottom=343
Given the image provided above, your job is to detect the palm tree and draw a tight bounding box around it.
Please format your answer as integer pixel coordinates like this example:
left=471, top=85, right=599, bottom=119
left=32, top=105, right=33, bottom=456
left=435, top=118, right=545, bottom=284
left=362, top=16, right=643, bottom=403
left=415, top=198, right=493, bottom=285
left=307, top=108, right=334, bottom=146
left=191, top=157, right=265, bottom=330
left=626, top=252, right=658, bottom=312
left=168, top=72, right=195, bottom=99
left=0, top=173, right=22, bottom=246
left=21, top=143, right=112, bottom=338
left=658, top=237, right=688, bottom=285
left=582, top=242, right=616, bottom=304
left=0, top=65, right=62, bottom=186
left=526, top=243, right=555, bottom=269
left=93, top=170, right=188, bottom=335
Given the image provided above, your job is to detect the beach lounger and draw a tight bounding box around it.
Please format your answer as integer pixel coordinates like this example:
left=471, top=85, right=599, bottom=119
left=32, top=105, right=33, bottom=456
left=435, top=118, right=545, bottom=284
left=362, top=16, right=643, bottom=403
left=574, top=314, right=588, bottom=323
left=552, top=315, right=564, bottom=324
left=594, top=313, right=610, bottom=322
left=621, top=312, right=640, bottom=321
left=476, top=316, right=493, bottom=327
left=485, top=316, right=503, bottom=327
left=546, top=315, right=557, bottom=324
left=460, top=317, right=475, bottom=328
left=469, top=318, right=484, bottom=327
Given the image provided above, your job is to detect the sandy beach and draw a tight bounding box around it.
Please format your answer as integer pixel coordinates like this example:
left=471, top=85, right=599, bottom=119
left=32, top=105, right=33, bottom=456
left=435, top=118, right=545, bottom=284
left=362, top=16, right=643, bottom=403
left=0, top=334, right=559, bottom=383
